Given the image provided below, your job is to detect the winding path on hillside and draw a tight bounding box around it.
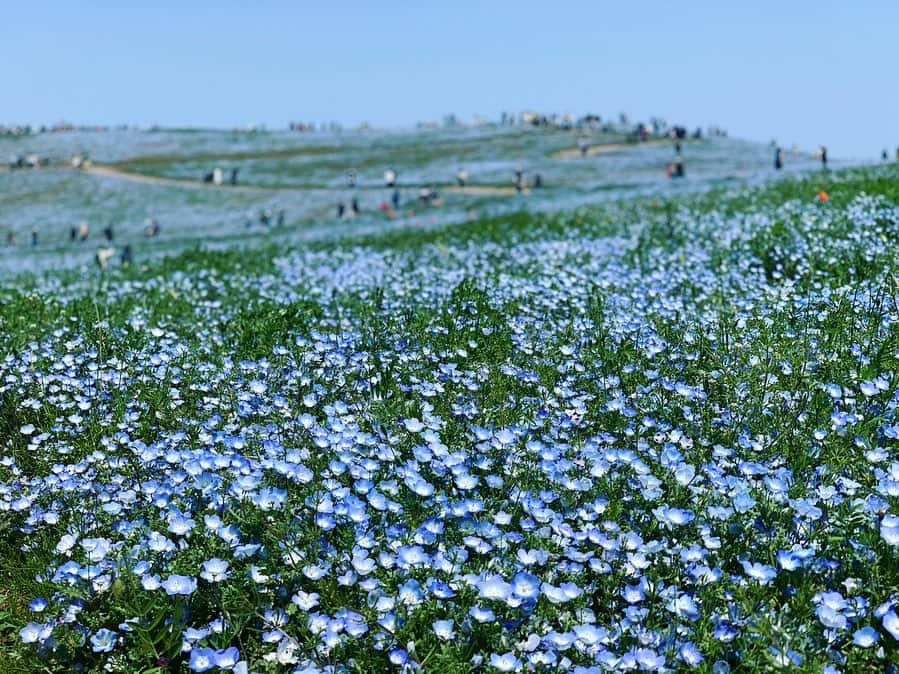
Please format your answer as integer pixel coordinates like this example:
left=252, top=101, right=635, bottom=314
left=4, top=137, right=672, bottom=196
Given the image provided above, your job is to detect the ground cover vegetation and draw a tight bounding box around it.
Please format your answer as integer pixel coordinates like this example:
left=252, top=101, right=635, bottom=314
left=2, top=164, right=899, bottom=672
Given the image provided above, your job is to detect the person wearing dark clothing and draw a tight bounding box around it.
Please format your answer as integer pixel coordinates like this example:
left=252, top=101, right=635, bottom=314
left=277, top=209, right=285, bottom=227
left=70, top=226, right=77, bottom=242
left=103, top=225, right=114, bottom=242
left=260, top=210, right=271, bottom=226
left=203, top=170, right=214, bottom=183
left=820, top=145, right=828, bottom=168
left=675, top=142, right=682, bottom=155
left=230, top=168, right=239, bottom=185
left=31, top=227, right=38, bottom=247
left=121, top=245, right=132, bottom=266
left=337, top=202, right=346, bottom=218
left=514, top=166, right=523, bottom=193
left=351, top=198, right=359, bottom=216
left=391, top=189, right=400, bottom=210
left=775, top=148, right=784, bottom=170
left=883, top=150, right=889, bottom=161
left=534, top=174, right=543, bottom=189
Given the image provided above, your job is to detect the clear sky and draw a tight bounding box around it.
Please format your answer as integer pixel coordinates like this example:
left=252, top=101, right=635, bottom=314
left=2, top=1, right=897, bottom=159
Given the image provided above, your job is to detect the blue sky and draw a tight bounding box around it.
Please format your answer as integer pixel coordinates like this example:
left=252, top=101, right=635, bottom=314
left=2, top=1, right=897, bottom=158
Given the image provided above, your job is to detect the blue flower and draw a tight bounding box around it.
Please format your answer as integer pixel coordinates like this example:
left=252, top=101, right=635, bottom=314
left=161, top=574, right=197, bottom=596
left=90, top=628, right=117, bottom=653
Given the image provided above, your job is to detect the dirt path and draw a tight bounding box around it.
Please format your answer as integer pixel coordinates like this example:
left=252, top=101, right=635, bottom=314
left=82, top=164, right=272, bottom=192
left=82, top=165, right=537, bottom=197
left=550, top=138, right=672, bottom=159
left=444, top=185, right=531, bottom=196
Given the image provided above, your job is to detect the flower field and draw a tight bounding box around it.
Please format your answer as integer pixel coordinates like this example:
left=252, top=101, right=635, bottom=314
left=3, top=164, right=899, bottom=672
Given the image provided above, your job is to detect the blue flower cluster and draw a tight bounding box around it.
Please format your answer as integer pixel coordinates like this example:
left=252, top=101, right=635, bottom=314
left=4, top=185, right=899, bottom=671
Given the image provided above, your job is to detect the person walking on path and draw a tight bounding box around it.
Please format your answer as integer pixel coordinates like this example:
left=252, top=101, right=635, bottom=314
left=775, top=147, right=784, bottom=170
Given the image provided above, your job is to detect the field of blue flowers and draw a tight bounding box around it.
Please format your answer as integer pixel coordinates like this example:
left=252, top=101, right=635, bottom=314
left=2, top=164, right=899, bottom=673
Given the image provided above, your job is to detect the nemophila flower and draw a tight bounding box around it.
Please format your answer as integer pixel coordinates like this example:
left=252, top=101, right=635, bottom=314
left=432, top=619, right=455, bottom=640
left=470, top=606, right=495, bottom=623
left=490, top=652, right=520, bottom=671
left=20, top=621, right=51, bottom=644
left=28, top=597, right=48, bottom=613
left=741, top=560, right=777, bottom=584
left=478, top=576, right=512, bottom=602
left=883, top=610, right=899, bottom=640
left=161, top=574, right=197, bottom=596
left=653, top=505, right=694, bottom=527
left=880, top=514, right=899, bottom=546
left=853, top=626, right=879, bottom=647
left=90, top=628, right=117, bottom=653
left=542, top=582, right=583, bottom=604
left=190, top=646, right=216, bottom=672
left=213, top=646, right=240, bottom=669
left=168, top=514, right=195, bottom=536
left=680, top=642, right=704, bottom=666
left=200, top=558, right=230, bottom=583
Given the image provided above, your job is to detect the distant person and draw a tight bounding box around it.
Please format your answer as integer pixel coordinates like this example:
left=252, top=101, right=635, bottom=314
left=351, top=198, right=359, bottom=216
left=346, top=170, right=356, bottom=188
left=667, top=160, right=685, bottom=178
left=203, top=170, right=214, bottom=184
left=337, top=202, right=346, bottom=218
left=391, top=188, right=400, bottom=210
left=69, top=226, right=77, bottom=242
left=31, top=227, right=38, bottom=247
left=243, top=212, right=253, bottom=229
left=384, top=168, right=396, bottom=188
left=456, top=168, right=468, bottom=187
left=277, top=208, right=285, bottom=227
left=78, top=221, right=89, bottom=241
left=230, top=168, right=239, bottom=185
left=121, top=244, right=133, bottom=266
left=820, top=145, right=828, bottom=168
left=103, top=224, right=114, bottom=241
left=5, top=230, right=14, bottom=247
left=212, top=167, right=223, bottom=185
left=774, top=147, right=784, bottom=170
left=674, top=141, right=682, bottom=155
left=534, top=173, right=543, bottom=189
left=95, top=245, right=116, bottom=270
left=147, top=219, right=160, bottom=237
left=883, top=149, right=889, bottom=161
left=419, top=187, right=431, bottom=206
left=430, top=186, right=441, bottom=206
left=578, top=137, right=590, bottom=156
left=260, top=209, right=271, bottom=226
left=514, top=166, right=523, bottom=193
